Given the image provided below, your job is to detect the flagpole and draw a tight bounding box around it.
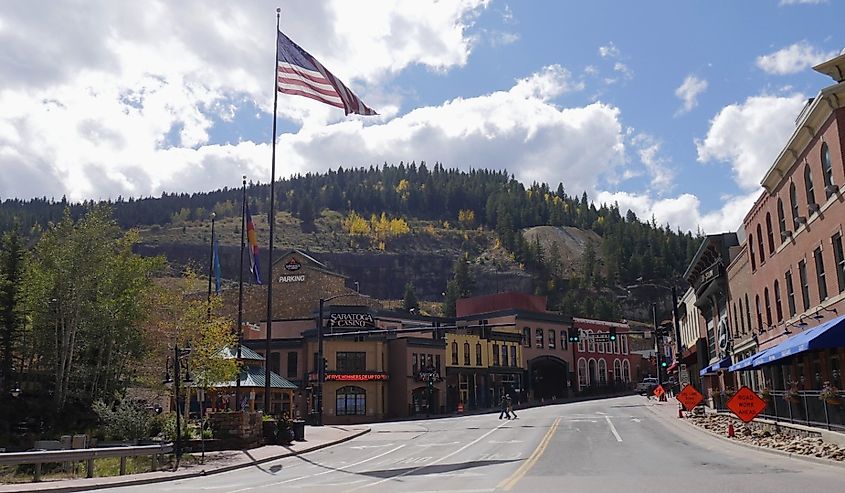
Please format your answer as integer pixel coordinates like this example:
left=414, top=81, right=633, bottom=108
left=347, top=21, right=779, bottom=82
left=236, top=176, right=246, bottom=410
left=207, top=212, right=216, bottom=310
left=264, top=7, right=281, bottom=415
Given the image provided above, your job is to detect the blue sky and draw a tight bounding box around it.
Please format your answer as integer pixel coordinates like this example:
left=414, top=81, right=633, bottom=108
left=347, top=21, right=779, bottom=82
left=1, top=0, right=843, bottom=233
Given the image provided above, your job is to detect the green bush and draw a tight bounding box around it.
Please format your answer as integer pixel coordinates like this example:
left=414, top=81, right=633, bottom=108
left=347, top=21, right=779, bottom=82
left=92, top=398, right=154, bottom=441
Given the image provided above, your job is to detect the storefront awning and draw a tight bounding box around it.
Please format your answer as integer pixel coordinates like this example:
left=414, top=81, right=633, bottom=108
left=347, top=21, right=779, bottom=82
left=699, top=356, right=731, bottom=376
left=728, top=347, right=777, bottom=371
left=753, top=313, right=845, bottom=368
left=666, top=361, right=679, bottom=373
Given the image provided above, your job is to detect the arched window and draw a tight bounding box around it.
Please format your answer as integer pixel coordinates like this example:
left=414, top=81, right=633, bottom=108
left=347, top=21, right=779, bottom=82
left=755, top=295, right=763, bottom=332
left=744, top=294, right=753, bottom=333
left=790, top=182, right=800, bottom=227
left=578, top=358, right=588, bottom=387
left=764, top=288, right=772, bottom=327
left=805, top=164, right=816, bottom=208
left=622, top=360, right=631, bottom=383
left=749, top=235, right=757, bottom=270
left=738, top=297, right=746, bottom=334
left=451, top=342, right=458, bottom=365
left=777, top=198, right=786, bottom=239
left=756, top=224, right=765, bottom=261
left=475, top=343, right=482, bottom=366
left=588, top=359, right=597, bottom=387
left=822, top=142, right=835, bottom=199
left=613, top=359, right=622, bottom=383
left=774, top=280, right=783, bottom=322
left=336, top=386, right=366, bottom=416
left=463, top=342, right=470, bottom=366
left=549, top=329, right=556, bottom=349
left=732, top=303, right=739, bottom=337
left=765, top=213, right=775, bottom=253
left=598, top=359, right=607, bottom=385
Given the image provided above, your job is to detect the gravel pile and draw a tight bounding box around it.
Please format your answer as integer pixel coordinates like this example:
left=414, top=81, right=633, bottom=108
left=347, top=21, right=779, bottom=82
left=687, top=413, right=845, bottom=462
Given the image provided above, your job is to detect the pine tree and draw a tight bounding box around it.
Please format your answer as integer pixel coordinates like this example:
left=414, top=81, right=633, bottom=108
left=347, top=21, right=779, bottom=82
left=0, top=225, right=24, bottom=393
left=402, top=282, right=419, bottom=313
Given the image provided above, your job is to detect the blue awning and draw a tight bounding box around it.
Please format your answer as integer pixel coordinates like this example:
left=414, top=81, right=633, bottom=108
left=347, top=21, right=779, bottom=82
left=729, top=346, right=777, bottom=372
left=700, top=356, right=731, bottom=376
left=752, top=313, right=845, bottom=368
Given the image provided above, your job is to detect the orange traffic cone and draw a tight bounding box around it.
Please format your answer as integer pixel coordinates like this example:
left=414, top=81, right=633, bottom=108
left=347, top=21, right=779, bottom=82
left=727, top=422, right=735, bottom=438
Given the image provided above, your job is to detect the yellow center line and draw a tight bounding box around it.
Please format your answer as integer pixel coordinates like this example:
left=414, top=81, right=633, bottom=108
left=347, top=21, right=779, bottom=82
left=497, top=417, right=561, bottom=491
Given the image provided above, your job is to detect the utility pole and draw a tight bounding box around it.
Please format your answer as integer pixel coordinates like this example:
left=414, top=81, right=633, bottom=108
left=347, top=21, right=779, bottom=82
left=652, top=303, right=661, bottom=386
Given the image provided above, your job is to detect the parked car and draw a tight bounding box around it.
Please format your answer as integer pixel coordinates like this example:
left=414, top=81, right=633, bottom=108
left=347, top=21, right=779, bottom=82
left=636, top=377, right=658, bottom=394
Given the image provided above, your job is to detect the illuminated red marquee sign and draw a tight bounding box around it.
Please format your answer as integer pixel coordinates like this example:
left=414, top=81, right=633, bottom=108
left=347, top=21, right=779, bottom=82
left=324, top=373, right=388, bottom=382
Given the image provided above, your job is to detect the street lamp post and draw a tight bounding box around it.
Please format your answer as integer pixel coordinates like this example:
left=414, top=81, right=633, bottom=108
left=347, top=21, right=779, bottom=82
left=316, top=291, right=367, bottom=426
left=164, top=344, right=193, bottom=469
left=628, top=281, right=682, bottom=368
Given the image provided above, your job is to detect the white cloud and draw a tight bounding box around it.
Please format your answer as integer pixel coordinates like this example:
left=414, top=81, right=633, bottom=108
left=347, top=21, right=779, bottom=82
left=695, top=93, right=807, bottom=191
left=511, top=65, right=585, bottom=100
left=779, top=0, right=828, bottom=5
left=756, top=41, right=838, bottom=75
left=630, top=134, right=674, bottom=192
left=599, top=42, right=620, bottom=59
left=613, top=62, right=634, bottom=80
left=674, top=75, right=708, bottom=114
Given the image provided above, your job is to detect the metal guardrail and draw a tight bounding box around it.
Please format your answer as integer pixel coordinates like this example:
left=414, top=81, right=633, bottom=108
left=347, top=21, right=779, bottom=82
left=0, top=442, right=174, bottom=482
left=712, top=390, right=845, bottom=432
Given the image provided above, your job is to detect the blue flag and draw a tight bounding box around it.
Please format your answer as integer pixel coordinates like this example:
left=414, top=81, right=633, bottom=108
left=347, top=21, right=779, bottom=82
left=213, top=234, right=222, bottom=294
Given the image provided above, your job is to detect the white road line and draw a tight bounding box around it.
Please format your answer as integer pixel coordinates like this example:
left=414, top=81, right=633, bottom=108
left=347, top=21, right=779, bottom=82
left=605, top=416, right=623, bottom=442
left=349, top=420, right=510, bottom=491
left=228, top=444, right=406, bottom=492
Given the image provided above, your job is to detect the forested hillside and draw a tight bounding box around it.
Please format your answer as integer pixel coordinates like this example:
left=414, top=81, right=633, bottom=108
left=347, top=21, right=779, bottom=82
left=0, top=163, right=702, bottom=319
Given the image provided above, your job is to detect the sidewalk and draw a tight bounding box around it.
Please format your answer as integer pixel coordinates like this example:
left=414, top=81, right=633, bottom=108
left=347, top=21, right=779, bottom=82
left=0, top=425, right=369, bottom=493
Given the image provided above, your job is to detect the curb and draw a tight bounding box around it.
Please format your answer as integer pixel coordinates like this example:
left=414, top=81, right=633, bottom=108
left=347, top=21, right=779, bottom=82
left=645, top=403, right=845, bottom=469
left=1, top=428, right=371, bottom=493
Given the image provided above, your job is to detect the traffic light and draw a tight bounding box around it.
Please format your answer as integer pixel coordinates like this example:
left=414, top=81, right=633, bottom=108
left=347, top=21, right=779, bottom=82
left=609, top=328, right=617, bottom=342
left=568, top=327, right=580, bottom=343
left=323, top=358, right=328, bottom=372
left=660, top=360, right=668, bottom=368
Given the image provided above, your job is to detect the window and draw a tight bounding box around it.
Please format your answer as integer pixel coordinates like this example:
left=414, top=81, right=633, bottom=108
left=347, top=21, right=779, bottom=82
left=561, top=331, right=567, bottom=350
left=833, top=234, right=845, bottom=294
left=744, top=294, right=753, bottom=335
left=749, top=235, right=756, bottom=270
left=763, top=288, right=772, bottom=327
left=336, top=352, right=366, bottom=372
left=799, top=260, right=810, bottom=310
left=451, top=342, right=458, bottom=365
left=522, top=327, right=531, bottom=347
left=755, top=295, right=763, bottom=332
left=777, top=199, right=787, bottom=240
left=613, top=359, right=622, bottom=382
left=427, top=354, right=433, bottom=369
left=549, top=329, right=556, bottom=349
left=510, top=346, right=517, bottom=367
left=766, top=213, right=775, bottom=253
left=774, top=280, right=783, bottom=322
left=622, top=360, right=631, bottom=382
left=598, top=359, right=607, bottom=385
left=732, top=303, right=739, bottom=336
left=587, top=330, right=595, bottom=352
left=822, top=143, right=835, bottom=199
left=463, top=342, right=470, bottom=366
left=785, top=271, right=797, bottom=317
left=287, top=351, right=298, bottom=378
left=790, top=182, right=800, bottom=228
left=756, top=224, right=765, bottom=261
left=435, top=354, right=441, bottom=375
left=492, top=344, right=500, bottom=366
left=412, top=353, right=418, bottom=373
left=336, top=386, right=365, bottom=416
left=578, top=358, right=588, bottom=387
left=476, top=343, right=482, bottom=366
left=737, top=298, right=745, bottom=334
left=815, top=247, right=828, bottom=301
left=535, top=328, right=544, bottom=348
left=501, top=345, right=508, bottom=367
left=805, top=164, right=816, bottom=208
left=269, top=352, right=281, bottom=375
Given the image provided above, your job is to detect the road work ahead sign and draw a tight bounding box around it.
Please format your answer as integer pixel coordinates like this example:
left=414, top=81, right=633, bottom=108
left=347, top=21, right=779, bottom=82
left=726, top=386, right=767, bottom=423
left=676, top=385, right=703, bottom=411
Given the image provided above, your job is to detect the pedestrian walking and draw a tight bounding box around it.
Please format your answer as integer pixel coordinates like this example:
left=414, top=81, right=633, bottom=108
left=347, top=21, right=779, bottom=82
left=506, top=394, right=517, bottom=419
left=498, top=394, right=511, bottom=419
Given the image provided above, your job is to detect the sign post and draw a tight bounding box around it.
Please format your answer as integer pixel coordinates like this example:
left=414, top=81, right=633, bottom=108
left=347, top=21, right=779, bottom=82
left=726, top=386, right=767, bottom=423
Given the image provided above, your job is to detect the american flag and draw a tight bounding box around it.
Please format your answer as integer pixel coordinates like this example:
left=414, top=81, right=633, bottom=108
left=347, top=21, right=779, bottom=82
left=276, top=30, right=377, bottom=116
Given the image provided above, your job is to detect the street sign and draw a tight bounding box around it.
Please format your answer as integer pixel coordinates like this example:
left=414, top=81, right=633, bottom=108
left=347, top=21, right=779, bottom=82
left=676, top=385, right=703, bottom=411
left=653, top=384, right=665, bottom=399
left=592, top=335, right=611, bottom=342
left=726, top=386, right=767, bottom=423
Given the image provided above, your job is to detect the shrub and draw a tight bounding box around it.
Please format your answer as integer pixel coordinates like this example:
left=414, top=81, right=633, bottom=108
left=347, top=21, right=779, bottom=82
left=92, top=398, right=154, bottom=441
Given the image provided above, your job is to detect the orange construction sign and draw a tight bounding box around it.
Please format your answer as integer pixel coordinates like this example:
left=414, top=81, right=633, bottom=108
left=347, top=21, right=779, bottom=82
left=726, top=386, right=767, bottom=423
left=653, top=384, right=665, bottom=399
left=676, top=385, right=703, bottom=411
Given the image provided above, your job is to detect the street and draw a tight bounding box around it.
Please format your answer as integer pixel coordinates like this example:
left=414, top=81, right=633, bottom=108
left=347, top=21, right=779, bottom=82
left=105, top=395, right=844, bottom=493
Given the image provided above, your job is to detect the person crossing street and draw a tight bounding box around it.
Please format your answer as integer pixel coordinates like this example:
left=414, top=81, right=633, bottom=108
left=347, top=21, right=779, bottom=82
left=498, top=394, right=511, bottom=419
left=506, top=394, right=517, bottom=419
